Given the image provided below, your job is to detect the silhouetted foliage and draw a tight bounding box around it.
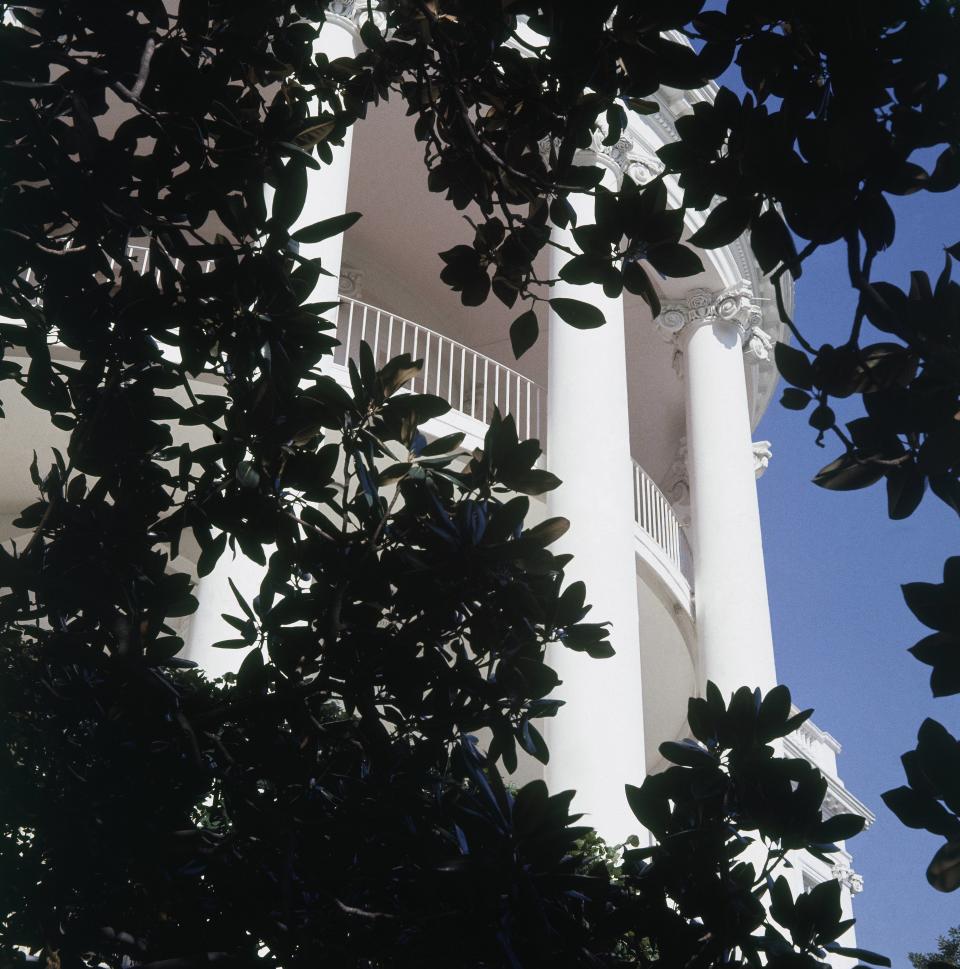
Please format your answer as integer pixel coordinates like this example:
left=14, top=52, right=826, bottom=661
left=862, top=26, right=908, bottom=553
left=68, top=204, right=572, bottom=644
left=5, top=0, right=956, bottom=965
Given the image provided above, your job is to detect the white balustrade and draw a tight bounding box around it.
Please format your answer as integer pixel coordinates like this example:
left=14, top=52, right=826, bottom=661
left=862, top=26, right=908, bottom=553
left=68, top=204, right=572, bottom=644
left=632, top=460, right=693, bottom=587
left=15, top=254, right=693, bottom=595
left=17, top=241, right=213, bottom=295
left=333, top=296, right=545, bottom=443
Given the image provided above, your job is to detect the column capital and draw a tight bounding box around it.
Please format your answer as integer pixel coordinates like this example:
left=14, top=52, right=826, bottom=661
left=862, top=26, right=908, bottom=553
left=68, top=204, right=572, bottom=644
left=538, top=131, right=663, bottom=187
left=324, top=1, right=387, bottom=36
left=654, top=282, right=775, bottom=375
left=655, top=282, right=760, bottom=335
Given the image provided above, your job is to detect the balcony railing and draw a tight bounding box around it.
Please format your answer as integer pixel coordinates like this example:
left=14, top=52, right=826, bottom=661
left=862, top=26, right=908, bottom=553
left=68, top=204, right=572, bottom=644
left=14, top=253, right=694, bottom=595
left=632, top=461, right=694, bottom=588
left=333, top=297, right=545, bottom=442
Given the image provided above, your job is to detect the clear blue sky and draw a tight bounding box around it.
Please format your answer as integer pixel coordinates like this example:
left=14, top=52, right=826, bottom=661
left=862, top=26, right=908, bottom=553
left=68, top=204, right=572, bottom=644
left=755, top=187, right=959, bottom=965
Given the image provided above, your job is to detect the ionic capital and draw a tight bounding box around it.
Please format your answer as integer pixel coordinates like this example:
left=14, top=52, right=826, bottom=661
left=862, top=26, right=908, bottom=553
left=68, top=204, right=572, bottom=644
left=325, top=1, right=388, bottom=34
left=654, top=283, right=761, bottom=338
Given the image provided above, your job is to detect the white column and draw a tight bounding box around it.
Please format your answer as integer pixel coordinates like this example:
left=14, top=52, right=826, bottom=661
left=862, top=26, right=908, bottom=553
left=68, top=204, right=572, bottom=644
left=543, top=152, right=647, bottom=843
left=184, top=545, right=267, bottom=679
left=269, top=9, right=362, bottom=305
left=661, top=286, right=777, bottom=698
left=188, top=13, right=365, bottom=677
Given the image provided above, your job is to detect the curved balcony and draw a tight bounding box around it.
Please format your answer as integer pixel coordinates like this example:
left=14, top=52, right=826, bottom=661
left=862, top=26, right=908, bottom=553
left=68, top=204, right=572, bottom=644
left=10, top=251, right=695, bottom=616
left=333, top=296, right=544, bottom=442
left=330, top=296, right=694, bottom=613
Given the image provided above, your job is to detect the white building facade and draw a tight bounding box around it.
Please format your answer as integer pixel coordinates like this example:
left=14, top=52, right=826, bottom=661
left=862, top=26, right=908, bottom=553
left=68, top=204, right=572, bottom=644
left=0, top=2, right=872, bottom=957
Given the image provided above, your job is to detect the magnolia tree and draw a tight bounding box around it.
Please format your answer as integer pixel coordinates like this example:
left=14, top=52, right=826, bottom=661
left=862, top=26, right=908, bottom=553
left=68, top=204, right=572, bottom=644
left=1, top=1, right=957, bottom=967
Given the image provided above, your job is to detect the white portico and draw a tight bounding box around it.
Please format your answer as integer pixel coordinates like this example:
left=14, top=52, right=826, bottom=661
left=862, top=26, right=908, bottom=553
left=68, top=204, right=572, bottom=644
left=0, top=2, right=871, bottom=950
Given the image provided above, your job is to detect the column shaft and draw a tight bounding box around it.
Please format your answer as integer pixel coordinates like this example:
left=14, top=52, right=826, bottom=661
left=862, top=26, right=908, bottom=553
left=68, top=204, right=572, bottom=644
left=543, top=157, right=647, bottom=842
left=683, top=307, right=776, bottom=697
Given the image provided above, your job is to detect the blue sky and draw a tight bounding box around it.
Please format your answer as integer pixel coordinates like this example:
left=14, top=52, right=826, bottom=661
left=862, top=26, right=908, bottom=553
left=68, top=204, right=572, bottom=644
left=755, top=187, right=960, bottom=964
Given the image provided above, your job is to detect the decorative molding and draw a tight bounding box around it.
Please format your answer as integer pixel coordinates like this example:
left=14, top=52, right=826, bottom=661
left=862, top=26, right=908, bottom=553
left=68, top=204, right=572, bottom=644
left=831, top=864, right=865, bottom=895
left=655, top=283, right=760, bottom=335
left=325, top=0, right=387, bottom=32
left=653, top=283, right=766, bottom=378
left=597, top=135, right=663, bottom=185
left=663, top=438, right=691, bottom=526
left=338, top=263, right=364, bottom=298
left=752, top=440, right=772, bottom=479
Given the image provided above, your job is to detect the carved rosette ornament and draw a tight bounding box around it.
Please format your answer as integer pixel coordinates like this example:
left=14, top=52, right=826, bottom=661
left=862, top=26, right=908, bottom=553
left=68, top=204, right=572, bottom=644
left=338, top=264, right=364, bottom=298
left=653, top=283, right=772, bottom=378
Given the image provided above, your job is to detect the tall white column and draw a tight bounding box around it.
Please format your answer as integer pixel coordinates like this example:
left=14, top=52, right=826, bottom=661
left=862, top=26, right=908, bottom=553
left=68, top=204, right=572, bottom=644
left=187, top=14, right=367, bottom=678
left=543, top=152, right=647, bottom=843
left=270, top=8, right=363, bottom=305
left=184, top=545, right=268, bottom=678
left=658, top=286, right=777, bottom=698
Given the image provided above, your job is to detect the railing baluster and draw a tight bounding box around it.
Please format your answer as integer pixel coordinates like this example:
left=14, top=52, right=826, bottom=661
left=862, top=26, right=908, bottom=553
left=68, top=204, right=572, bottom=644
left=373, top=309, right=382, bottom=365
left=411, top=327, right=419, bottom=391
left=423, top=331, right=431, bottom=395
left=483, top=359, right=489, bottom=420
left=470, top=353, right=477, bottom=419
left=459, top=346, right=466, bottom=413
left=343, top=300, right=355, bottom=368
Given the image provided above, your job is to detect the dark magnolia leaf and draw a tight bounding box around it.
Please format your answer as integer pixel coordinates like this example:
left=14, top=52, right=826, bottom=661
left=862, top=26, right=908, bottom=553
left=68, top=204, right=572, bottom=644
left=419, top=432, right=465, bottom=457
left=562, top=623, right=614, bottom=658
left=622, top=261, right=661, bottom=316
left=645, top=242, right=704, bottom=278
left=808, top=403, right=835, bottom=432
left=902, top=582, right=952, bottom=632
left=825, top=945, right=891, bottom=967
left=909, top=631, right=958, bottom=667
left=813, top=452, right=884, bottom=491
left=211, top=637, right=249, bottom=649
left=886, top=464, right=925, bottom=520
left=510, top=309, right=539, bottom=358
left=272, top=160, right=308, bottom=230
left=501, top=468, right=561, bottom=496
left=625, top=780, right=669, bottom=835
left=377, top=353, right=422, bottom=398
left=774, top=342, right=814, bottom=390
left=523, top=517, right=569, bottom=547
left=769, top=876, right=795, bottom=931
left=659, top=739, right=716, bottom=769
left=518, top=720, right=549, bottom=764
left=236, top=461, right=260, bottom=489
left=781, top=387, right=811, bottom=410
left=751, top=207, right=798, bottom=276
left=928, top=840, right=960, bottom=893
left=881, top=785, right=959, bottom=836
left=292, top=211, right=361, bottom=244
left=816, top=813, right=865, bottom=844
left=197, top=531, right=227, bottom=578
left=931, top=655, right=960, bottom=699
left=549, top=297, right=605, bottom=329
left=559, top=253, right=613, bottom=286
left=688, top=196, right=758, bottom=248
left=757, top=683, right=792, bottom=739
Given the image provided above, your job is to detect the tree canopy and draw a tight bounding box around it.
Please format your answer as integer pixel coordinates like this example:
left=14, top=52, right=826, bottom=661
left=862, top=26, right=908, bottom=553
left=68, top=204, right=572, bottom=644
left=0, top=1, right=958, bottom=967
left=910, top=924, right=960, bottom=969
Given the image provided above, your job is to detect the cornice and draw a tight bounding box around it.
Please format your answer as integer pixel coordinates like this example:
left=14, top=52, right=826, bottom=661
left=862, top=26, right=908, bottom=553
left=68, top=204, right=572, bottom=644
left=781, top=733, right=875, bottom=831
